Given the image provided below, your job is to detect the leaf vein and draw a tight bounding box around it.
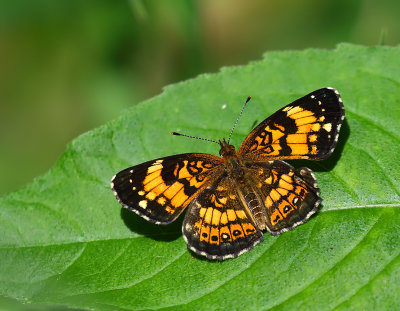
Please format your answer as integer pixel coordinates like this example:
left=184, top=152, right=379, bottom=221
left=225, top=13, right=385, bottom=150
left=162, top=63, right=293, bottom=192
left=263, top=212, right=382, bottom=310
left=332, top=249, right=400, bottom=310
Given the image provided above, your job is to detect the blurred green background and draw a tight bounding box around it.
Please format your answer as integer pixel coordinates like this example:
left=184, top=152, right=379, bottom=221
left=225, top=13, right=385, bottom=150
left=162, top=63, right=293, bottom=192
left=0, top=0, right=399, bottom=195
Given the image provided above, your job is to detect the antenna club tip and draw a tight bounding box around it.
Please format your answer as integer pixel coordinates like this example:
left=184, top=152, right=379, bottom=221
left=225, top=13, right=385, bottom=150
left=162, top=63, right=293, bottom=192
left=171, top=132, right=179, bottom=136
left=246, top=96, right=251, bottom=101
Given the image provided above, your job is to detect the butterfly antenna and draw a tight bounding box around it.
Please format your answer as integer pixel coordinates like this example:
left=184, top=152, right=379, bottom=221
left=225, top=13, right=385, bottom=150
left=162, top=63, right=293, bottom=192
left=228, top=96, right=251, bottom=144
left=171, top=132, right=219, bottom=145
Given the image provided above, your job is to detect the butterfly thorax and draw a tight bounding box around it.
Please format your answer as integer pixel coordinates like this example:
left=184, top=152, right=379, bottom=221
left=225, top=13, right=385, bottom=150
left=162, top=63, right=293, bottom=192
left=218, top=139, right=245, bottom=181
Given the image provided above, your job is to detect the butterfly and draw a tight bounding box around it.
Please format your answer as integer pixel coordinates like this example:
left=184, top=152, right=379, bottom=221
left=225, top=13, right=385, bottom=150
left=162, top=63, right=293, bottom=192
left=111, top=88, right=345, bottom=260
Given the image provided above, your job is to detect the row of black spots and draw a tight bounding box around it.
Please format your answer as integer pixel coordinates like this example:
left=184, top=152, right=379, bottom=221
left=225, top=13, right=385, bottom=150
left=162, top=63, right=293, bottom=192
left=201, top=228, right=256, bottom=242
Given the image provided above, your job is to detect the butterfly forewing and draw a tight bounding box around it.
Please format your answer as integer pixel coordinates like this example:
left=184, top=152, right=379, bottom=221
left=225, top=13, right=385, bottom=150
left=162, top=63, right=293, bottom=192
left=183, top=174, right=263, bottom=260
left=238, top=88, right=345, bottom=160
left=111, top=153, right=222, bottom=224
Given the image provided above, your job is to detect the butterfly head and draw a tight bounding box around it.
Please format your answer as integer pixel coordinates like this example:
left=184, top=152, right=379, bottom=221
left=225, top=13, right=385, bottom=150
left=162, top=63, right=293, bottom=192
left=218, top=138, right=236, bottom=157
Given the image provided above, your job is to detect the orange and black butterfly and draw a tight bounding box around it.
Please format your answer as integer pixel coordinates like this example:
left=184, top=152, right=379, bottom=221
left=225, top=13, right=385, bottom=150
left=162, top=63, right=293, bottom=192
left=111, top=88, right=345, bottom=260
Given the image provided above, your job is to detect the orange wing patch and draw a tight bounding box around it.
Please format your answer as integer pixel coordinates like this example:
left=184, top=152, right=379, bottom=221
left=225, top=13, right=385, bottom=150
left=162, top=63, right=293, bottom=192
left=183, top=177, right=263, bottom=260
left=246, top=160, right=320, bottom=235
left=111, top=154, right=222, bottom=224
left=238, top=88, right=345, bottom=160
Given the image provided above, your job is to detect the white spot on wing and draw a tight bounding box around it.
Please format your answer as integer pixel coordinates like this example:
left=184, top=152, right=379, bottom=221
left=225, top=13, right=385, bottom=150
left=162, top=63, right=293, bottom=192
left=139, top=200, right=148, bottom=209
left=323, top=123, right=332, bottom=132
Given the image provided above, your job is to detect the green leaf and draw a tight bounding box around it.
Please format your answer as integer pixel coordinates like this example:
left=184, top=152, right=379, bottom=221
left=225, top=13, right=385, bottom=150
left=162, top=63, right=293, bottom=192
left=1, top=44, right=400, bottom=311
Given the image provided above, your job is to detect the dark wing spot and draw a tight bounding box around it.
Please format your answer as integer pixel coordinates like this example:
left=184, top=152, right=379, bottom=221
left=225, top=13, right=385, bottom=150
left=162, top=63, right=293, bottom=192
left=233, top=230, right=242, bottom=236
left=265, top=146, right=274, bottom=153
left=221, top=233, right=230, bottom=241
left=283, top=205, right=292, bottom=213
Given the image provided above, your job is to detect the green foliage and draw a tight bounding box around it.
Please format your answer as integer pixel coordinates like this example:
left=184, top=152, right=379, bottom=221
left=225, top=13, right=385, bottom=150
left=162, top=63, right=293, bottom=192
left=1, top=44, right=399, bottom=310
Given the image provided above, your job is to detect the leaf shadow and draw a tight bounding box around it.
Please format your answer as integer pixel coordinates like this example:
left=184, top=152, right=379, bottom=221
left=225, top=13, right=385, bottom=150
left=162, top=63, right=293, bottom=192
left=120, top=208, right=183, bottom=242
left=120, top=209, right=220, bottom=262
left=291, top=118, right=350, bottom=172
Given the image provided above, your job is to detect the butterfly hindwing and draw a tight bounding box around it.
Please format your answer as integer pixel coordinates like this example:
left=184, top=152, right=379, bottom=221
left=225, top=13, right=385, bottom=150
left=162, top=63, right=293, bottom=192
left=183, top=175, right=263, bottom=260
left=238, top=88, right=345, bottom=160
left=245, top=160, right=320, bottom=234
left=111, top=153, right=222, bottom=224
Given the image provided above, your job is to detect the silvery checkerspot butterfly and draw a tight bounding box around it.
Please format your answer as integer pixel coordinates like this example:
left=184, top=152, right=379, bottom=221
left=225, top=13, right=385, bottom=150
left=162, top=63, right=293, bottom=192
left=111, top=88, right=345, bottom=260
